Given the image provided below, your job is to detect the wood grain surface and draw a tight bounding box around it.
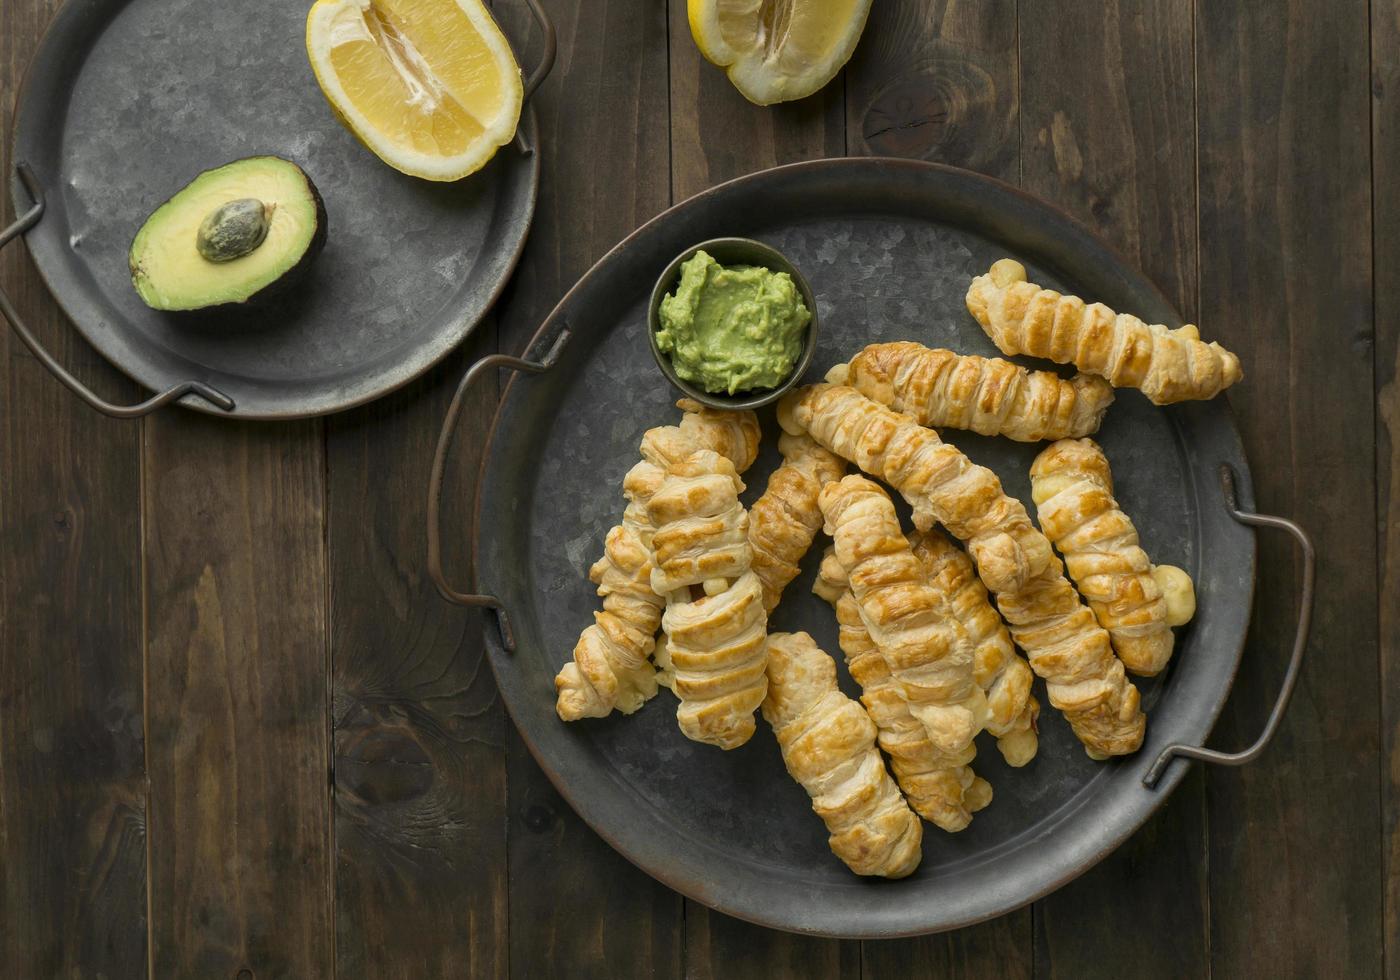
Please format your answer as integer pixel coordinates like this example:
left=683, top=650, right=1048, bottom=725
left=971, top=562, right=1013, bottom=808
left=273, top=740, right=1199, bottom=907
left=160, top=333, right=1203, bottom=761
left=1, top=0, right=148, bottom=976
left=0, top=0, right=1389, bottom=976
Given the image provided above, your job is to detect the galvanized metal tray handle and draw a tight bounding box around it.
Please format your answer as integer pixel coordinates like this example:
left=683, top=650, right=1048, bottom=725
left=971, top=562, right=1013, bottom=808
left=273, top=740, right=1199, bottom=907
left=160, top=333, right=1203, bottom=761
left=1, top=163, right=237, bottom=417
left=1142, top=463, right=1316, bottom=788
left=427, top=324, right=570, bottom=652
left=512, top=0, right=557, bottom=155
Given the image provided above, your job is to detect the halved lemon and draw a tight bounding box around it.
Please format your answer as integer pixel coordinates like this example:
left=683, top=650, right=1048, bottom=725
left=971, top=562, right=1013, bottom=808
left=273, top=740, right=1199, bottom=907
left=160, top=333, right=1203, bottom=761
left=306, top=0, right=523, bottom=181
left=688, top=0, right=873, bottom=106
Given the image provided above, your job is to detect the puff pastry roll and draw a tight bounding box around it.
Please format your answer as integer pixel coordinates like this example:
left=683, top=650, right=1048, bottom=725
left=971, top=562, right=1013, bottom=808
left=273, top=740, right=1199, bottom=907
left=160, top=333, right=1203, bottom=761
left=647, top=451, right=750, bottom=596
left=812, top=559, right=991, bottom=831
left=908, top=529, right=1040, bottom=766
left=967, top=259, right=1242, bottom=404
left=650, top=449, right=769, bottom=748
left=662, top=571, right=769, bottom=749
left=994, top=558, right=1146, bottom=758
left=555, top=403, right=760, bottom=722
left=749, top=433, right=846, bottom=612
left=762, top=632, right=924, bottom=875
left=780, top=383, right=1052, bottom=593
left=818, top=475, right=988, bottom=756
left=1030, top=438, right=1195, bottom=676
left=829, top=341, right=1113, bottom=442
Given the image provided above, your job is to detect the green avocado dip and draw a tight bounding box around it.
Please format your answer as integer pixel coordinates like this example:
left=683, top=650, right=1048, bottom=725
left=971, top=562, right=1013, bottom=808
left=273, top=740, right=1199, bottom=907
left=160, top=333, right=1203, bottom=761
left=656, top=250, right=811, bottom=395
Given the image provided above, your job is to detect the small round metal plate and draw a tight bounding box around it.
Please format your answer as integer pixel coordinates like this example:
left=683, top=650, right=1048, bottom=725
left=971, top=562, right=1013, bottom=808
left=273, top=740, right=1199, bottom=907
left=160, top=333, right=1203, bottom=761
left=10, top=0, right=538, bottom=419
left=474, top=159, right=1256, bottom=937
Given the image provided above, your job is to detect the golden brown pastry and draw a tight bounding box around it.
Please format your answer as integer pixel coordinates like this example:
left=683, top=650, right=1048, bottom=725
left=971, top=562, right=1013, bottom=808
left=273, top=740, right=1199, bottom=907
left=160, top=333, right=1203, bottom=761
left=994, top=558, right=1146, bottom=758
left=812, top=545, right=848, bottom=605
left=966, top=259, right=1243, bottom=404
left=748, top=433, right=846, bottom=612
left=1030, top=438, right=1195, bottom=676
left=647, top=451, right=750, bottom=596
left=662, top=571, right=769, bottom=749
left=762, top=632, right=923, bottom=875
left=555, top=403, right=760, bottom=722
left=779, top=383, right=1052, bottom=593
left=811, top=562, right=991, bottom=831
left=829, top=341, right=1114, bottom=442
left=649, top=449, right=769, bottom=748
left=818, top=475, right=988, bottom=755
left=908, top=529, right=1039, bottom=766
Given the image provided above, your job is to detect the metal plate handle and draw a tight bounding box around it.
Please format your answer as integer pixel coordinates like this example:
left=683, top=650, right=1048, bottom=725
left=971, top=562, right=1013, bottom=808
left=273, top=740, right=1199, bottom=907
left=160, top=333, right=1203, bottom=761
left=427, top=324, right=570, bottom=651
left=511, top=0, right=557, bottom=155
left=1142, top=464, right=1315, bottom=788
left=2, top=163, right=236, bottom=417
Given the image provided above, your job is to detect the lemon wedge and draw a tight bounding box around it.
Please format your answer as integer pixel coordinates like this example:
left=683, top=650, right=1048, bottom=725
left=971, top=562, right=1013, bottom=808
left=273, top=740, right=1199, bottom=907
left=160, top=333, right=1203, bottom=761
left=688, top=0, right=873, bottom=105
left=306, top=0, right=523, bottom=181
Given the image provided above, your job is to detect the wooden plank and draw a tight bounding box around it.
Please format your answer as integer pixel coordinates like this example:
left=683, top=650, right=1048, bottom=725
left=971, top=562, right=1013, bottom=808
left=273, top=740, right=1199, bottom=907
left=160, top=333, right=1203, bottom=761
left=844, top=0, right=1018, bottom=180
left=843, top=3, right=1031, bottom=973
left=143, top=416, right=332, bottom=977
left=667, top=5, right=859, bottom=976
left=0, top=0, right=149, bottom=974
left=326, top=329, right=508, bottom=978
left=496, top=0, right=681, bottom=976
left=1374, top=0, right=1400, bottom=976
left=1196, top=0, right=1380, bottom=974
left=1016, top=3, right=1208, bottom=976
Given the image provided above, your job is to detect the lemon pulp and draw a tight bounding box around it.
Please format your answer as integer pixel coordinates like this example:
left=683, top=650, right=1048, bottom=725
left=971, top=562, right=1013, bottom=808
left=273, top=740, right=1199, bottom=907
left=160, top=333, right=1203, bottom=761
left=308, top=0, right=521, bottom=180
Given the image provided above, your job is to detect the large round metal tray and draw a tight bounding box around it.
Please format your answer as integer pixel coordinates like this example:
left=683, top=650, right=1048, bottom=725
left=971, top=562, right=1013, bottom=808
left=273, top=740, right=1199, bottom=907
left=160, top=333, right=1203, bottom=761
left=469, top=159, right=1259, bottom=937
left=7, top=0, right=546, bottom=419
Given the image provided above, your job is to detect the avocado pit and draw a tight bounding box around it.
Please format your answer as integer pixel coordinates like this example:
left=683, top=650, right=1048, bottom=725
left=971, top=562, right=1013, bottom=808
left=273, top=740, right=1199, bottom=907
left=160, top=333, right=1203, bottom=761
left=196, top=198, right=273, bottom=263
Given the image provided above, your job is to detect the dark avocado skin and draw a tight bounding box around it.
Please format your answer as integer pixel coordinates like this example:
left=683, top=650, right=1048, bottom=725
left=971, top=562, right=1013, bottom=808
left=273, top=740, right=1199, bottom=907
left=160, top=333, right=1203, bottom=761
left=130, top=155, right=328, bottom=314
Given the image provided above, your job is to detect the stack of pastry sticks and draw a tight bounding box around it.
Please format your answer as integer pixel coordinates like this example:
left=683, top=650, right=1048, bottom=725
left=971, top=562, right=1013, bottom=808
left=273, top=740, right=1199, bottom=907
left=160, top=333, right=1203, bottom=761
left=555, top=260, right=1236, bottom=878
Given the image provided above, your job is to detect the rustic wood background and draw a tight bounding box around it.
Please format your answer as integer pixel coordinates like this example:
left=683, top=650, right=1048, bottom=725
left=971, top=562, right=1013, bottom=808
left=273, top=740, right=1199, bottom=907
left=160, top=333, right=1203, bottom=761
left=1, top=0, right=1392, bottom=976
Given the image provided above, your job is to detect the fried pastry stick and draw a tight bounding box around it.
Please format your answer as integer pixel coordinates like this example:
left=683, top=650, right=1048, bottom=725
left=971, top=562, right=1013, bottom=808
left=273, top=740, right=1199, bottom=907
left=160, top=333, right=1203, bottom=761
left=820, top=538, right=1037, bottom=768
left=649, top=449, right=769, bottom=749
left=829, top=341, right=1113, bottom=442
left=1030, top=438, right=1196, bottom=676
left=966, top=259, right=1242, bottom=404
left=786, top=385, right=1144, bottom=758
left=763, top=632, right=923, bottom=874
left=779, top=383, right=1052, bottom=593
left=813, top=552, right=991, bottom=831
left=748, top=432, right=846, bottom=612
left=907, top=530, right=1040, bottom=766
left=555, top=401, right=760, bottom=721
left=818, top=475, right=988, bottom=756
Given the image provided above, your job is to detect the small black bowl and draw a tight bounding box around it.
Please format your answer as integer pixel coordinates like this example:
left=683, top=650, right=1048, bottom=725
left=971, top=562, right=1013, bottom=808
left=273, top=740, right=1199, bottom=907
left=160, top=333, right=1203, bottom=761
left=647, top=237, right=818, bottom=411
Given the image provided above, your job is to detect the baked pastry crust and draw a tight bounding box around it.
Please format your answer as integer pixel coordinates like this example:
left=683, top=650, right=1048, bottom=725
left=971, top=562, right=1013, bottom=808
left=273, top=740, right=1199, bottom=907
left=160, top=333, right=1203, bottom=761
left=647, top=450, right=750, bottom=596
left=994, top=556, right=1146, bottom=758
left=555, top=403, right=760, bottom=721
left=811, top=559, right=991, bottom=831
left=780, top=383, right=1052, bottom=593
left=648, top=448, right=768, bottom=749
left=967, top=259, right=1242, bottom=404
left=908, top=529, right=1040, bottom=766
left=763, top=631, right=923, bottom=875
left=818, top=475, right=988, bottom=756
left=831, top=341, right=1113, bottom=442
left=1031, top=438, right=1189, bottom=676
left=662, top=570, right=769, bottom=749
left=749, top=433, right=846, bottom=612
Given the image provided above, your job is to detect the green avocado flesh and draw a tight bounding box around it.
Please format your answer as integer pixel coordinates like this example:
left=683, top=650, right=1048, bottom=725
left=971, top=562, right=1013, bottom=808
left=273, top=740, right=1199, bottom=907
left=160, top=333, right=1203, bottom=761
left=656, top=250, right=811, bottom=395
left=129, top=156, right=325, bottom=311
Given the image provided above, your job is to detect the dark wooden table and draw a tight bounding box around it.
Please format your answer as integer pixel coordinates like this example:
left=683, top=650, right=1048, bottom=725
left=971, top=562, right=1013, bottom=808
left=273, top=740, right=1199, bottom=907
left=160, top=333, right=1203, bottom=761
left=2, top=0, right=1392, bottom=976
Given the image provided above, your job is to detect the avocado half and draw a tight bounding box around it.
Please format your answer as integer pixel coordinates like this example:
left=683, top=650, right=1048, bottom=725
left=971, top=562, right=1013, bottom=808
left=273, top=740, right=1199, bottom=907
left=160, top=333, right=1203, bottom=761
left=129, top=156, right=327, bottom=312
